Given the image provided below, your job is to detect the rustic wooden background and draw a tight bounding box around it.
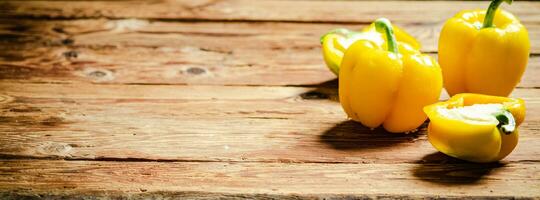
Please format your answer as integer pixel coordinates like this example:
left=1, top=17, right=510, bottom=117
left=0, top=0, right=539, bottom=199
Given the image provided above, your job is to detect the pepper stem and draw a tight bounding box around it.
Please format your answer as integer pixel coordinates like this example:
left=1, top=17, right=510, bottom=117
left=493, top=110, right=516, bottom=134
left=374, top=18, right=399, bottom=54
left=482, top=0, right=513, bottom=28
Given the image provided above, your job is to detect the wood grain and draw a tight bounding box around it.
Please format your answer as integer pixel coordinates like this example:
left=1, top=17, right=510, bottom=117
left=1, top=82, right=539, bottom=164
left=0, top=160, right=539, bottom=199
left=3, top=18, right=540, bottom=53
left=1, top=19, right=539, bottom=86
left=2, top=0, right=539, bottom=24
left=1, top=0, right=540, bottom=198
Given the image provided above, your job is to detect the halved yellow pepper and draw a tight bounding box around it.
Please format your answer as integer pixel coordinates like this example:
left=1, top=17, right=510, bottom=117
left=439, top=0, right=530, bottom=96
left=424, top=93, right=525, bottom=163
left=339, top=18, right=443, bottom=133
left=321, top=22, right=421, bottom=76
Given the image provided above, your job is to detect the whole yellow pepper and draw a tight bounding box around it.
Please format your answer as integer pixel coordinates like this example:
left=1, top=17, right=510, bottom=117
left=424, top=93, right=525, bottom=163
left=339, top=18, right=443, bottom=133
left=321, top=23, right=420, bottom=76
left=439, top=0, right=530, bottom=97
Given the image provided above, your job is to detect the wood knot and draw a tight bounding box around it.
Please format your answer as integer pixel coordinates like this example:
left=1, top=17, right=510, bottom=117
left=89, top=70, right=106, bottom=78
left=77, top=68, right=114, bottom=82
left=0, top=94, right=14, bottom=104
left=300, top=91, right=328, bottom=100
left=36, top=142, right=73, bottom=157
left=186, top=67, right=206, bottom=75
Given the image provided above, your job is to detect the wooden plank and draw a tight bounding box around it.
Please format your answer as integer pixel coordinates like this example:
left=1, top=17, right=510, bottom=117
left=0, top=160, right=539, bottom=198
left=7, top=18, right=540, bottom=54
left=1, top=82, right=539, bottom=163
left=2, top=0, right=539, bottom=24
left=1, top=20, right=539, bottom=86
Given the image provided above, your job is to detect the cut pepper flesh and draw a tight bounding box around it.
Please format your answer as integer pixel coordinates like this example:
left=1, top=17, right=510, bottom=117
left=438, top=104, right=504, bottom=125
left=424, top=93, right=525, bottom=163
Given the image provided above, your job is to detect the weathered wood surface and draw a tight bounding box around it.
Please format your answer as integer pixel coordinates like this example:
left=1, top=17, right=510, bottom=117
left=1, top=160, right=539, bottom=199
left=1, top=0, right=540, bottom=199
left=1, top=19, right=539, bottom=86
left=2, top=0, right=540, bottom=23
left=0, top=82, right=539, bottom=164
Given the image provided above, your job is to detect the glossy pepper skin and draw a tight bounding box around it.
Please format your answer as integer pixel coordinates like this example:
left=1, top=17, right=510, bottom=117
left=339, top=18, right=443, bottom=133
left=424, top=93, right=525, bottom=163
left=439, top=0, right=530, bottom=97
left=321, top=23, right=420, bottom=76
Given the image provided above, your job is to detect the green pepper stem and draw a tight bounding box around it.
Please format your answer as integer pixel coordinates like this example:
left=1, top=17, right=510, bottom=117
left=482, top=0, right=513, bottom=28
left=374, top=18, right=399, bottom=54
left=494, top=110, right=516, bottom=134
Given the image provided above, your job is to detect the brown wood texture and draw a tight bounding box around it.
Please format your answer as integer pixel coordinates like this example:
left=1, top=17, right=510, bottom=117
left=2, top=0, right=540, bottom=23
left=1, top=0, right=540, bottom=199
left=1, top=160, right=539, bottom=199
left=1, top=19, right=539, bottom=86
left=0, top=82, right=539, bottom=164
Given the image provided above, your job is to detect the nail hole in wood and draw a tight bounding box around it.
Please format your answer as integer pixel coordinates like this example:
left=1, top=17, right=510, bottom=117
left=61, top=38, right=74, bottom=45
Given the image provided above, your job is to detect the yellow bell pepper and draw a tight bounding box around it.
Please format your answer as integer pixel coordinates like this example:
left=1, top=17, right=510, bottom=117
left=439, top=0, right=530, bottom=97
left=424, top=93, right=525, bottom=163
left=321, top=22, right=421, bottom=76
left=339, top=18, right=443, bottom=133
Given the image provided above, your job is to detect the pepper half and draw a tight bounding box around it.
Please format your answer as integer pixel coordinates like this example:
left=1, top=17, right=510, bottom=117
left=424, top=93, right=525, bottom=163
left=321, top=22, right=421, bottom=76
left=339, top=18, right=442, bottom=133
left=438, top=0, right=530, bottom=97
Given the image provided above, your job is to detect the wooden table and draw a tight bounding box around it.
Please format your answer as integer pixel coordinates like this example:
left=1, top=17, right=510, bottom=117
left=1, top=0, right=539, bottom=199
